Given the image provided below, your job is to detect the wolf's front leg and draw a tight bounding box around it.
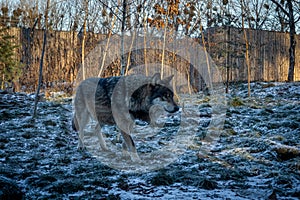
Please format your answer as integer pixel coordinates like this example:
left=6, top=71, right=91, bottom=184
left=121, top=131, right=141, bottom=162
left=77, top=121, right=87, bottom=151
left=74, top=110, right=90, bottom=151
left=77, top=130, right=87, bottom=151
left=94, top=123, right=108, bottom=151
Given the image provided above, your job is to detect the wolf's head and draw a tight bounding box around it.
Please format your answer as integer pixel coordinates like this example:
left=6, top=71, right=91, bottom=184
left=149, top=73, right=179, bottom=113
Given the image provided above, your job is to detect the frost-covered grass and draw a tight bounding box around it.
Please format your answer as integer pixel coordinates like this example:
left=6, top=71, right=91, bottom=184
left=0, top=82, right=299, bottom=199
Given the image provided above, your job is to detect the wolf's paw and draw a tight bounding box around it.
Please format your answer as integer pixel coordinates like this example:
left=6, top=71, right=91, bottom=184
left=101, top=146, right=109, bottom=152
left=122, top=149, right=131, bottom=158
left=77, top=145, right=86, bottom=151
left=122, top=150, right=141, bottom=162
left=130, top=153, right=141, bottom=163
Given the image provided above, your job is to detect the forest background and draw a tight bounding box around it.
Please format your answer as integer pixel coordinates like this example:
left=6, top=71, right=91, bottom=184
left=0, top=0, right=299, bottom=94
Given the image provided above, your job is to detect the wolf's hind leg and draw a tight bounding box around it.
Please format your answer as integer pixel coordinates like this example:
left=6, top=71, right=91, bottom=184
left=78, top=130, right=85, bottom=151
left=95, top=123, right=108, bottom=151
left=121, top=131, right=141, bottom=162
left=77, top=110, right=89, bottom=150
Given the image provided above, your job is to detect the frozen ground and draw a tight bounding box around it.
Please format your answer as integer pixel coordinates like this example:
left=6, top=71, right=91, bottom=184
left=0, top=82, right=299, bottom=199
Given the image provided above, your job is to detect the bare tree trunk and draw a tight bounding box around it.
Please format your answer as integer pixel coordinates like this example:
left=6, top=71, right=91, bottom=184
left=125, top=30, right=135, bottom=75
left=245, top=32, right=251, bottom=97
left=271, top=0, right=296, bottom=82
left=200, top=23, right=212, bottom=91
left=241, top=0, right=251, bottom=97
left=186, top=67, right=192, bottom=95
left=161, top=26, right=167, bottom=79
left=120, top=0, right=127, bottom=76
left=226, top=26, right=230, bottom=93
left=287, top=0, right=295, bottom=82
left=33, top=0, right=50, bottom=118
left=144, top=16, right=148, bottom=76
left=81, top=0, right=88, bottom=80
left=161, top=10, right=169, bottom=79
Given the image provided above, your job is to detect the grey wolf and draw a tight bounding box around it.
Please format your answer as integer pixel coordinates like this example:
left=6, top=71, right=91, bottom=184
left=72, top=73, right=179, bottom=162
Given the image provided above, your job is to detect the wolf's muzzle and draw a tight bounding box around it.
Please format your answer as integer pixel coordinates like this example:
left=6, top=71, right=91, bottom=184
left=165, top=105, right=179, bottom=113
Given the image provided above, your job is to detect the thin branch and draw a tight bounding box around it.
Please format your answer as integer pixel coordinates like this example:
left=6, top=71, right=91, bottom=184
left=97, top=0, right=123, bottom=22
left=98, top=7, right=119, bottom=77
left=270, top=0, right=289, bottom=16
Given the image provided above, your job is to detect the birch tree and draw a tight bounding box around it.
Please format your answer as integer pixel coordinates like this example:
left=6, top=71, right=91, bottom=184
left=240, top=0, right=251, bottom=97
left=81, top=0, right=88, bottom=80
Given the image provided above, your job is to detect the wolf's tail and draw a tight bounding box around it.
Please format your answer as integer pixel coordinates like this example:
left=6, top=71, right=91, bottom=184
left=72, top=115, right=79, bottom=132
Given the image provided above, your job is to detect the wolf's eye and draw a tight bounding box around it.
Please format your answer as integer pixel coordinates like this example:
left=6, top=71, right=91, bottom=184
left=163, top=93, right=171, bottom=100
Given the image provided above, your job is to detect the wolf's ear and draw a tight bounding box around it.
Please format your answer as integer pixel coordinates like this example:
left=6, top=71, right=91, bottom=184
left=161, top=75, right=174, bottom=85
left=151, top=73, right=161, bottom=85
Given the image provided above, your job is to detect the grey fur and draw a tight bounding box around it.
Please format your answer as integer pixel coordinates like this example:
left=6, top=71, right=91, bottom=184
left=73, top=73, right=179, bottom=162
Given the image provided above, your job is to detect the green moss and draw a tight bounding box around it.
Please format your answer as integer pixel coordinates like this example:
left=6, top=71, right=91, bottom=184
left=226, top=128, right=237, bottom=135
left=261, top=83, right=275, bottom=88
left=230, top=97, right=244, bottom=107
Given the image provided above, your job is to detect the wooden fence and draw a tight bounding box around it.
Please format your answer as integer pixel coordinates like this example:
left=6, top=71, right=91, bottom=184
left=206, top=26, right=300, bottom=82
left=1, top=26, right=299, bottom=93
